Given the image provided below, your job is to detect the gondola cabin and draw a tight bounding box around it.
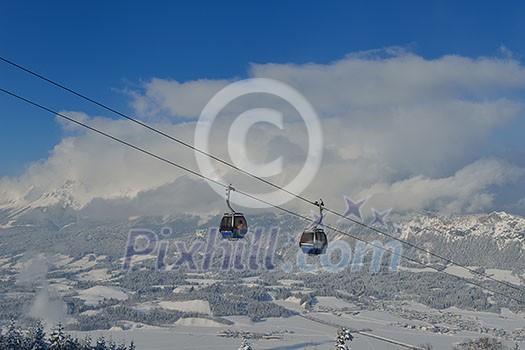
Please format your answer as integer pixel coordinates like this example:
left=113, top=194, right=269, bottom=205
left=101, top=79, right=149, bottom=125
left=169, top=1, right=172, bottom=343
left=299, top=228, right=328, bottom=255
left=219, top=212, right=248, bottom=240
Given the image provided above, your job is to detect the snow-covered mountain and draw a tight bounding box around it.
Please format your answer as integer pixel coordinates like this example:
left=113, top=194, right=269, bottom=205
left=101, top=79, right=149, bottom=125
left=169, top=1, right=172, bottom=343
left=402, top=211, right=525, bottom=245
left=3, top=180, right=525, bottom=246
left=1, top=178, right=524, bottom=271
left=0, top=180, right=92, bottom=228
left=0, top=179, right=89, bottom=211
left=386, top=212, right=525, bottom=272
left=0, top=176, right=225, bottom=225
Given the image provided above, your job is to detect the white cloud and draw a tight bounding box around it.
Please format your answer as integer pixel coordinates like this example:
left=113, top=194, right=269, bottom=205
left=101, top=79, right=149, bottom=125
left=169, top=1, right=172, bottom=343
left=354, top=158, right=524, bottom=214
left=54, top=111, right=90, bottom=132
left=499, top=45, right=514, bottom=59
left=0, top=112, right=201, bottom=210
left=131, top=78, right=230, bottom=119
left=2, top=49, right=525, bottom=216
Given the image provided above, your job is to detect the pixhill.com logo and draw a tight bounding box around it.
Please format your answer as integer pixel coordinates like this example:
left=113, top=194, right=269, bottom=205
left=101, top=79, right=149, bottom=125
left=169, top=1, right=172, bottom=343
left=122, top=196, right=403, bottom=273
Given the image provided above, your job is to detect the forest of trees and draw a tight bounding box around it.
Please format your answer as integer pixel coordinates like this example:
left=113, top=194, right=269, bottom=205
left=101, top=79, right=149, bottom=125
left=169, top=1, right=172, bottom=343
left=0, top=322, right=135, bottom=350
left=453, top=337, right=520, bottom=350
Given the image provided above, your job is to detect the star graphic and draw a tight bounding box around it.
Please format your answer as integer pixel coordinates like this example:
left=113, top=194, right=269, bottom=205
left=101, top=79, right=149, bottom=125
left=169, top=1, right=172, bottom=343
left=338, top=195, right=369, bottom=223
left=370, top=208, right=392, bottom=228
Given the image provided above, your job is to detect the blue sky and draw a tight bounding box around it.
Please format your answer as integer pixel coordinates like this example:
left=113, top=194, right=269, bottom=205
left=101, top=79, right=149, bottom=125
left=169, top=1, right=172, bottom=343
left=1, top=1, right=525, bottom=176
left=2, top=1, right=525, bottom=215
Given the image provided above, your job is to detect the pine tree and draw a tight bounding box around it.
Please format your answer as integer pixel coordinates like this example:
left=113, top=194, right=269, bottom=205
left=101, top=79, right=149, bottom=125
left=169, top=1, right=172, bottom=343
left=49, top=324, right=67, bottom=350
left=128, top=340, right=136, bottom=350
left=65, top=336, right=81, bottom=350
left=80, top=335, right=92, bottom=350
left=5, top=320, right=23, bottom=350
left=116, top=341, right=127, bottom=350
left=334, top=327, right=353, bottom=350
left=238, top=337, right=253, bottom=350
left=28, top=321, right=48, bottom=350
left=95, top=336, right=107, bottom=350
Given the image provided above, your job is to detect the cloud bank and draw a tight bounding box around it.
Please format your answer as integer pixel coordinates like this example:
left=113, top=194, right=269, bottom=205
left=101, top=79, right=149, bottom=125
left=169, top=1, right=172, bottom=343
left=2, top=48, right=525, bottom=217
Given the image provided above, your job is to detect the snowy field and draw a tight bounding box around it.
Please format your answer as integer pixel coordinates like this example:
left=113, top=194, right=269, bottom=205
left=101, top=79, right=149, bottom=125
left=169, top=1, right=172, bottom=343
left=76, top=286, right=129, bottom=306
left=73, top=311, right=525, bottom=350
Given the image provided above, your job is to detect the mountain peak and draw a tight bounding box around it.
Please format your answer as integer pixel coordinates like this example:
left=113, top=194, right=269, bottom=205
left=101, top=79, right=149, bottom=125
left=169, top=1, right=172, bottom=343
left=402, top=211, right=525, bottom=243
